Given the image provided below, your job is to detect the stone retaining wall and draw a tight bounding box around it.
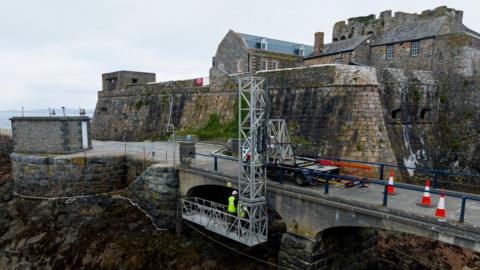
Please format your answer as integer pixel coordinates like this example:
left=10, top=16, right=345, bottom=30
left=125, top=164, right=178, bottom=229
left=0, top=135, right=12, bottom=157
left=10, top=153, right=146, bottom=197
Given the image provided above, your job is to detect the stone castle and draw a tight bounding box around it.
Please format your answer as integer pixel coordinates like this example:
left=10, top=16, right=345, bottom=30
left=92, top=6, right=480, bottom=174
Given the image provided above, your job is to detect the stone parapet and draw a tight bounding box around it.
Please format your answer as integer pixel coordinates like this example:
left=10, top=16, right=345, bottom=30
left=10, top=152, right=142, bottom=198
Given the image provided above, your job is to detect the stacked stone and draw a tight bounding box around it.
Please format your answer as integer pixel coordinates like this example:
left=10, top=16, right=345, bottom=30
left=335, top=85, right=397, bottom=163
left=10, top=153, right=129, bottom=197
left=0, top=135, right=12, bottom=157
left=278, top=233, right=325, bottom=270
left=125, top=164, right=178, bottom=229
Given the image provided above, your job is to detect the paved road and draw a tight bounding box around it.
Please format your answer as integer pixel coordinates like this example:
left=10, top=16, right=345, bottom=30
left=62, top=140, right=223, bottom=166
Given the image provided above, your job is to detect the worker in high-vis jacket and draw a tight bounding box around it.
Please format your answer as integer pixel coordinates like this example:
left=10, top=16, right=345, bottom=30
left=227, top=190, right=238, bottom=229
left=228, top=190, right=238, bottom=215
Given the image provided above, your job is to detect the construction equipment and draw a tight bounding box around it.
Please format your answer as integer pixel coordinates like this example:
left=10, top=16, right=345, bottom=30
left=181, top=76, right=268, bottom=246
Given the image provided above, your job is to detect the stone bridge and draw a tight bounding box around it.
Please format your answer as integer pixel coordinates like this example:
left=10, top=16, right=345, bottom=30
left=179, top=153, right=480, bottom=269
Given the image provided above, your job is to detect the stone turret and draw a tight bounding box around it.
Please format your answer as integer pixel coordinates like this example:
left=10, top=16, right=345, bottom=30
left=331, top=6, right=464, bottom=42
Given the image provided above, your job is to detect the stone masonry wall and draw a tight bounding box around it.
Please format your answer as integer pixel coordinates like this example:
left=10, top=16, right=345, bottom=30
left=93, top=65, right=397, bottom=164
left=370, top=38, right=435, bottom=71
left=10, top=153, right=138, bottom=197
left=125, top=164, right=178, bottom=229
left=92, top=85, right=237, bottom=141
left=0, top=135, right=13, bottom=157
left=260, top=65, right=397, bottom=163
left=11, top=117, right=92, bottom=154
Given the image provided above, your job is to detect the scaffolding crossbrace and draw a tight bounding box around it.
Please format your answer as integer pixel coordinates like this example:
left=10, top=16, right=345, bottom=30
left=180, top=76, right=268, bottom=246
left=268, top=119, right=295, bottom=166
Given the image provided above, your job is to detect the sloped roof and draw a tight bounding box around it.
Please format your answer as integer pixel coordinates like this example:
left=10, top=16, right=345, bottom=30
left=371, top=16, right=447, bottom=46
left=322, top=35, right=371, bottom=56
left=238, top=32, right=313, bottom=56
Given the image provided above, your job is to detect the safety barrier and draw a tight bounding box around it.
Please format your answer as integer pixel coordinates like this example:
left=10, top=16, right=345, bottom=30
left=314, top=156, right=480, bottom=192
left=187, top=152, right=480, bottom=224
left=181, top=197, right=266, bottom=246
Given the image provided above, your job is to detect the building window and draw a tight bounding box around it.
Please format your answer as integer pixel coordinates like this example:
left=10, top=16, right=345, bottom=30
left=106, top=78, right=117, bottom=90
left=131, top=78, right=138, bottom=83
left=237, top=59, right=243, bottom=73
left=257, top=38, right=268, bottom=51
left=386, top=44, right=394, bottom=59
left=411, top=40, right=420, bottom=57
left=334, top=58, right=342, bottom=64
left=298, top=45, right=305, bottom=56
left=261, top=60, right=268, bottom=71
left=272, top=61, right=278, bottom=70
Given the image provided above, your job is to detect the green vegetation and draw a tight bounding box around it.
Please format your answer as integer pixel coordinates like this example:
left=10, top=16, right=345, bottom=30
left=348, top=14, right=375, bottom=24
left=135, top=100, right=143, bottom=110
left=411, top=88, right=422, bottom=102
left=178, top=96, right=244, bottom=140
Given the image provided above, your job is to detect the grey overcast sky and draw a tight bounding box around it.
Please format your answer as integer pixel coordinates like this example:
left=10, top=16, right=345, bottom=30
left=0, top=0, right=478, bottom=110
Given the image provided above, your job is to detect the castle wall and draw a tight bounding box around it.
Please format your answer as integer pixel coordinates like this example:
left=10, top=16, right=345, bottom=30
left=92, top=82, right=237, bottom=141
left=433, top=33, right=480, bottom=76
left=93, top=65, right=397, bottom=164
left=260, top=65, right=396, bottom=163
left=378, top=69, right=439, bottom=173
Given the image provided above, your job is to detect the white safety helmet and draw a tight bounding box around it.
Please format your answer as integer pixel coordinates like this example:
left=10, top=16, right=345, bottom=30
left=232, top=190, right=238, bottom=195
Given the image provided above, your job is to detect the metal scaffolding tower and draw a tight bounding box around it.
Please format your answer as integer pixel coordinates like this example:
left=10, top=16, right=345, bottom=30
left=237, top=76, right=268, bottom=245
left=268, top=119, right=295, bottom=166
left=181, top=76, right=268, bottom=247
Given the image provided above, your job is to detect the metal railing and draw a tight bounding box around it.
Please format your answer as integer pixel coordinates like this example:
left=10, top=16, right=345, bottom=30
left=316, top=155, right=480, bottom=192
left=181, top=197, right=267, bottom=246
left=186, top=152, right=480, bottom=224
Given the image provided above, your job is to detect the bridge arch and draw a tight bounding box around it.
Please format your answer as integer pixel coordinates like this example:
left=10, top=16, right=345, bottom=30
left=186, top=184, right=236, bottom=204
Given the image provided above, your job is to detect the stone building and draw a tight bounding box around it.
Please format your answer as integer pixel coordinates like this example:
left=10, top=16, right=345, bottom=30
left=304, top=6, right=480, bottom=76
left=92, top=6, right=480, bottom=176
left=210, top=30, right=313, bottom=80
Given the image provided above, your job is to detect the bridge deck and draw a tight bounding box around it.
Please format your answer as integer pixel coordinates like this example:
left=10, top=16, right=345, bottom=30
left=85, top=141, right=480, bottom=231
left=189, top=156, right=480, bottom=228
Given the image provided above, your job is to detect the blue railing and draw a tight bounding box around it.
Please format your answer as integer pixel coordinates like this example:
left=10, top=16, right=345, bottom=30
left=189, top=152, right=480, bottom=224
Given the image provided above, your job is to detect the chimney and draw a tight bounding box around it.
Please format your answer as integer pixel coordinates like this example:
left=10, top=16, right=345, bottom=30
left=314, top=32, right=325, bottom=55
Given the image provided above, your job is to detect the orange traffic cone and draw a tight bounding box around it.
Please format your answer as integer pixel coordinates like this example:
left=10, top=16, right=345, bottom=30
left=420, top=179, right=432, bottom=207
left=435, top=190, right=446, bottom=221
left=387, top=170, right=396, bottom=195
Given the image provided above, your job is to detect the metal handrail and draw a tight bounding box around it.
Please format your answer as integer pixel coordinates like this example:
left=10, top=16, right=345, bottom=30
left=181, top=197, right=265, bottom=246
left=317, top=155, right=480, bottom=179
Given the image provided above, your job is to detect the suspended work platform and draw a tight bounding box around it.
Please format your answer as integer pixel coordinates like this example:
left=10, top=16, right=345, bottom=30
left=181, top=197, right=268, bottom=247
